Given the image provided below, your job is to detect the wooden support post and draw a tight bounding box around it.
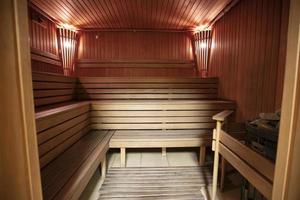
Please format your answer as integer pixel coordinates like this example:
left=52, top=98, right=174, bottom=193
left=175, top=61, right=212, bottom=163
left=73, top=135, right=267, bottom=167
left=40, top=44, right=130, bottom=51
left=199, top=146, right=206, bottom=166
left=212, top=120, right=222, bottom=200
left=220, top=156, right=226, bottom=192
left=101, top=156, right=107, bottom=179
left=120, top=148, right=126, bottom=167
left=162, top=147, right=167, bottom=156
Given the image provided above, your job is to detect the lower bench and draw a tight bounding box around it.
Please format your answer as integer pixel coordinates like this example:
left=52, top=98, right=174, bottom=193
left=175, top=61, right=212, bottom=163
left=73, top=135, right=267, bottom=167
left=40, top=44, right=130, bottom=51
left=90, top=99, right=235, bottom=167
left=41, top=130, right=114, bottom=200
left=109, top=130, right=212, bottom=167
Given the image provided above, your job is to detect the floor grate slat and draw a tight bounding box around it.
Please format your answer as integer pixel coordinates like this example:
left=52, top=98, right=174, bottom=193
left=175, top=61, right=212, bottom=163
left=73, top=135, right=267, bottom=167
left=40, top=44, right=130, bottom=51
left=98, top=166, right=211, bottom=200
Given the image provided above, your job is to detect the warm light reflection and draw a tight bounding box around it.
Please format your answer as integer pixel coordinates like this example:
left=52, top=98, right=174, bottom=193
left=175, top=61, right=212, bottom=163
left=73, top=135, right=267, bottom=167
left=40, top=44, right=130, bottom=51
left=58, top=23, right=77, bottom=31
left=199, top=42, right=207, bottom=49
left=63, top=40, right=72, bottom=48
left=193, top=24, right=211, bottom=34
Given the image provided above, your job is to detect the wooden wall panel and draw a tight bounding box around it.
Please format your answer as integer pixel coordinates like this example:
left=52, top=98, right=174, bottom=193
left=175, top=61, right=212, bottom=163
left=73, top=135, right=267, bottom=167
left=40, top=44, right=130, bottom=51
left=29, top=7, right=63, bottom=74
left=30, top=0, right=232, bottom=30
left=76, top=31, right=196, bottom=77
left=208, top=0, right=289, bottom=121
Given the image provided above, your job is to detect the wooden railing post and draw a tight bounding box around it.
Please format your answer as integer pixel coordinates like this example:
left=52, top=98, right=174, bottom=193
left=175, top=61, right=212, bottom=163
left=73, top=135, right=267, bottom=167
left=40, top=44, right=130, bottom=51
left=211, top=110, right=234, bottom=200
left=212, top=120, right=222, bottom=200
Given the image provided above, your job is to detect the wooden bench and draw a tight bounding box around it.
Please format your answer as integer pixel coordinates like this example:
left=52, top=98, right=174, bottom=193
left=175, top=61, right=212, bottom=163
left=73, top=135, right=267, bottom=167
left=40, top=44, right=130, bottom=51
left=77, top=77, right=235, bottom=167
left=90, top=100, right=235, bottom=167
left=35, top=101, right=113, bottom=200
left=77, top=77, right=218, bottom=100
left=32, top=72, right=77, bottom=109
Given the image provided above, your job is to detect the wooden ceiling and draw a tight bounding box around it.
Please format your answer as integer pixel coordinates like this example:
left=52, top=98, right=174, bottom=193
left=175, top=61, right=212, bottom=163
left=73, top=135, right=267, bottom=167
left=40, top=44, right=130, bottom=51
left=30, top=0, right=232, bottom=30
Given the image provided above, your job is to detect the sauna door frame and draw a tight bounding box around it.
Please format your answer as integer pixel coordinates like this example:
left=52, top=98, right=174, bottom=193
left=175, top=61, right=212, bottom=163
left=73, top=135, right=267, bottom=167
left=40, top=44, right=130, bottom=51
left=272, top=0, right=300, bottom=199
left=0, top=0, right=43, bottom=199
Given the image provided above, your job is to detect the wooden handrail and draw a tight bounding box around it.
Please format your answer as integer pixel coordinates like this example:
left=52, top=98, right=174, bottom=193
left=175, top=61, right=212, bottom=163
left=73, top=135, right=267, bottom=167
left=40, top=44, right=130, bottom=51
left=212, top=110, right=234, bottom=121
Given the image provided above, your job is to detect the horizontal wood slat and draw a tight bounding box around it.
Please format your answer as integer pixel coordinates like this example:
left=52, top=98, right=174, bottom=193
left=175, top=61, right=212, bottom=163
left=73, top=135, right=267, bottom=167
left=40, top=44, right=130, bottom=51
left=91, top=117, right=214, bottom=123
left=36, top=102, right=90, bottom=132
left=77, top=62, right=195, bottom=69
left=77, top=88, right=217, bottom=94
left=92, top=123, right=215, bottom=130
left=219, top=143, right=273, bottom=199
left=78, top=83, right=218, bottom=89
left=32, top=72, right=77, bottom=107
left=99, top=167, right=210, bottom=200
left=77, top=77, right=219, bottom=100
left=78, top=77, right=218, bottom=83
left=35, top=102, right=92, bottom=168
left=91, top=110, right=221, bottom=117
left=32, top=72, right=76, bottom=83
left=220, top=130, right=275, bottom=182
left=79, top=94, right=217, bottom=100
left=41, top=130, right=113, bottom=200
left=91, top=101, right=235, bottom=111
left=38, top=112, right=90, bottom=144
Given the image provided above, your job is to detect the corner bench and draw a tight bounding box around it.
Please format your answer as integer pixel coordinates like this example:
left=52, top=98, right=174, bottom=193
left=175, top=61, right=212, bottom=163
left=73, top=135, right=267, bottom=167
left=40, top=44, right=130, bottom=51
left=32, top=72, right=235, bottom=198
left=35, top=102, right=114, bottom=200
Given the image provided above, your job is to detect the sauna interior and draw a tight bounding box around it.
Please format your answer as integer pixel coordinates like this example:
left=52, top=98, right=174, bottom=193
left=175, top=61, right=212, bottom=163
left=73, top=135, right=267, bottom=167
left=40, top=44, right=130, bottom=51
left=1, top=0, right=300, bottom=200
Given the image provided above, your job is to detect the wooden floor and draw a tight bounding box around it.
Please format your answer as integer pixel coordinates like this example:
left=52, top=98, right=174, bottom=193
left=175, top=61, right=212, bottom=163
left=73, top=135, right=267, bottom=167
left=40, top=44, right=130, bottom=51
left=98, top=166, right=211, bottom=200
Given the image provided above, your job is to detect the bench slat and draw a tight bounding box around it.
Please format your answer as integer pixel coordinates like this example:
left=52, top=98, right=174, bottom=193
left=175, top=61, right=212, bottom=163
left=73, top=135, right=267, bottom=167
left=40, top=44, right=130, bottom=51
left=78, top=93, right=217, bottom=100
left=91, top=110, right=220, bottom=117
left=91, top=117, right=214, bottom=123
left=41, top=130, right=111, bottom=200
left=78, top=83, right=218, bottom=89
left=92, top=123, right=215, bottom=130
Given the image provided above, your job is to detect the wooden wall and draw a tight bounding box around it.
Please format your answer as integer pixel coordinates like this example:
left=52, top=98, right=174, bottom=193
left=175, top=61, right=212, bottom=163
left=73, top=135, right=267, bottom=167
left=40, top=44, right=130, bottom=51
left=208, top=0, right=289, bottom=121
left=76, top=31, right=196, bottom=77
left=29, top=7, right=63, bottom=74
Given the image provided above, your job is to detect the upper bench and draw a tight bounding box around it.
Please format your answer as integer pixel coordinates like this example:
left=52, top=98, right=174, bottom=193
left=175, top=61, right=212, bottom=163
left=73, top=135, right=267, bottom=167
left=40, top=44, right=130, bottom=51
left=76, top=77, right=219, bottom=100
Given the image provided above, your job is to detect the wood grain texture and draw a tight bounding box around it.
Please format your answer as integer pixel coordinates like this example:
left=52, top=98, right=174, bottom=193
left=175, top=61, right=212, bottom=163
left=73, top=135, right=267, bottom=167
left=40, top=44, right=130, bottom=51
left=29, top=8, right=62, bottom=74
left=30, top=0, right=232, bottom=30
left=32, top=72, right=77, bottom=107
left=77, top=77, right=218, bottom=100
left=0, top=0, right=43, bottom=199
left=208, top=0, right=289, bottom=121
left=76, top=31, right=196, bottom=76
left=41, top=130, right=113, bottom=200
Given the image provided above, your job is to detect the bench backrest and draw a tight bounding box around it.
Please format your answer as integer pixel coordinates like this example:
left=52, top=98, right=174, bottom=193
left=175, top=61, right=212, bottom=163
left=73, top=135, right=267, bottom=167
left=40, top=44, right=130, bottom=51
left=32, top=72, right=77, bottom=107
left=77, top=77, right=219, bottom=100
left=90, top=100, right=235, bottom=130
left=35, top=102, right=90, bottom=168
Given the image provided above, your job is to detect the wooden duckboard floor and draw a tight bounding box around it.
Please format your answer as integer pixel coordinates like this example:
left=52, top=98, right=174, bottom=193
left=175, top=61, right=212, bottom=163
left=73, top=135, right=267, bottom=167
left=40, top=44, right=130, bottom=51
left=98, top=166, right=212, bottom=200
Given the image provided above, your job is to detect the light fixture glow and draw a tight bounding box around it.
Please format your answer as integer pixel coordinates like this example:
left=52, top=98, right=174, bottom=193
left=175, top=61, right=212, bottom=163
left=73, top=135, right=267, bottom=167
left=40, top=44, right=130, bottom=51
left=200, top=42, right=207, bottom=49
left=58, top=23, right=77, bottom=31
left=193, top=24, right=211, bottom=34
left=64, top=41, right=72, bottom=48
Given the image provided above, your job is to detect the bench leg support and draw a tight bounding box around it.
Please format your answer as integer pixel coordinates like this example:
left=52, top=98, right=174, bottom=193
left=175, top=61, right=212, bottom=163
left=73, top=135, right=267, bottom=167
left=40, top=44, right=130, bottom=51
left=101, top=156, right=107, bottom=179
left=199, top=146, right=206, bottom=166
left=162, top=147, right=167, bottom=156
left=220, top=156, right=226, bottom=192
left=120, top=148, right=126, bottom=167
